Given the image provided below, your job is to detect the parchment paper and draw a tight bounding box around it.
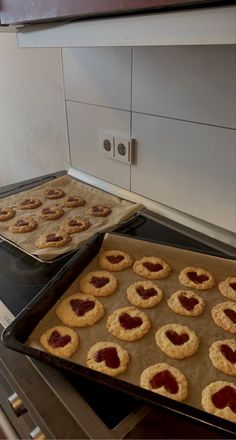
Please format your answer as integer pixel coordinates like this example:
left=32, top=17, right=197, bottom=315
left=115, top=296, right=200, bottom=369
left=28, top=233, right=236, bottom=415
left=0, top=175, right=143, bottom=262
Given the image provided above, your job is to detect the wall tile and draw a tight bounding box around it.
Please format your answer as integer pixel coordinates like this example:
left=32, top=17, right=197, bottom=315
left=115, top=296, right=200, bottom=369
left=63, top=47, right=131, bottom=110
left=132, top=46, right=236, bottom=129
left=131, top=113, right=236, bottom=232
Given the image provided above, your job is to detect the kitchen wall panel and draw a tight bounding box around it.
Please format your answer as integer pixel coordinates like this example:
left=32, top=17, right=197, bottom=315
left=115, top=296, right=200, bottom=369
left=132, top=46, right=236, bottom=129
left=67, top=101, right=131, bottom=189
left=131, top=113, right=236, bottom=232
left=63, top=48, right=131, bottom=110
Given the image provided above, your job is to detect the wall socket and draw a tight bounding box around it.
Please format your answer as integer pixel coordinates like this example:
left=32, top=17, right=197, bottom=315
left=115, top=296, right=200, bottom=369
left=100, top=131, right=133, bottom=164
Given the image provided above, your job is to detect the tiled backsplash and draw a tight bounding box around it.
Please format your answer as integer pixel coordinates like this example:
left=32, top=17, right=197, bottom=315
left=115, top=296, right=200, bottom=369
left=62, top=46, right=236, bottom=233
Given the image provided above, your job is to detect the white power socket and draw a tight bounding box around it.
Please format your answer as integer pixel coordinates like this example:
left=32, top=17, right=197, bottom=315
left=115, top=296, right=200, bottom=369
left=114, top=136, right=132, bottom=164
left=100, top=131, right=114, bottom=158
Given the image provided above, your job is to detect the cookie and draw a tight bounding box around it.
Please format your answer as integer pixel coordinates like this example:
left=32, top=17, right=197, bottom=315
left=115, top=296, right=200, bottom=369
left=179, top=266, right=215, bottom=290
left=87, top=341, right=129, bottom=377
left=56, top=293, right=104, bottom=327
left=60, top=216, right=90, bottom=234
left=218, top=277, right=236, bottom=302
left=201, top=381, right=236, bottom=423
left=209, top=339, right=236, bottom=376
left=18, top=198, right=42, bottom=210
left=40, top=325, right=79, bottom=358
left=140, top=363, right=188, bottom=402
left=0, top=207, right=16, bottom=221
left=86, top=205, right=111, bottom=217
left=133, top=256, right=171, bottom=280
left=106, top=306, right=151, bottom=342
left=35, top=231, right=71, bottom=248
left=44, top=188, right=65, bottom=199
left=80, top=270, right=118, bottom=297
left=40, top=206, right=64, bottom=220
left=99, top=249, right=134, bottom=272
left=8, top=217, right=38, bottom=233
left=167, top=290, right=206, bottom=317
left=155, top=323, right=199, bottom=359
left=64, top=195, right=86, bottom=208
left=127, top=280, right=163, bottom=309
left=211, top=301, right=236, bottom=334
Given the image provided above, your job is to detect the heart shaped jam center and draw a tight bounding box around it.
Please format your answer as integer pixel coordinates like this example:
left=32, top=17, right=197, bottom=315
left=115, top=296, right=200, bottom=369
left=166, top=330, right=189, bottom=345
left=90, top=276, right=109, bottom=288
left=22, top=199, right=33, bottom=205
left=69, top=220, right=82, bottom=227
left=0, top=209, right=7, bottom=215
left=150, top=370, right=179, bottom=394
left=48, top=190, right=58, bottom=195
left=220, top=344, right=236, bottom=364
left=68, top=197, right=78, bottom=202
left=93, top=206, right=103, bottom=213
left=187, top=271, right=209, bottom=283
left=46, top=234, right=63, bottom=243
left=230, top=282, right=236, bottom=292
left=106, top=255, right=124, bottom=264
left=70, top=299, right=95, bottom=316
left=143, top=262, right=163, bottom=272
left=48, top=330, right=71, bottom=348
left=136, top=286, right=157, bottom=299
left=16, top=220, right=29, bottom=226
left=224, top=308, right=236, bottom=324
left=212, top=386, right=236, bottom=413
left=178, top=293, right=199, bottom=311
left=42, top=208, right=54, bottom=214
left=119, top=312, right=143, bottom=330
left=95, top=347, right=120, bottom=368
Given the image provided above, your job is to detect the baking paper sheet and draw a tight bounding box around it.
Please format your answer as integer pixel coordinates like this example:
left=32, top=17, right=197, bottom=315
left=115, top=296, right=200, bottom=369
left=28, top=233, right=236, bottom=415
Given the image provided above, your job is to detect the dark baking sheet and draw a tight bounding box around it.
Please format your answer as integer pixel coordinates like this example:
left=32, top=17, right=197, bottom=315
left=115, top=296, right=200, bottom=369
left=1, top=232, right=236, bottom=436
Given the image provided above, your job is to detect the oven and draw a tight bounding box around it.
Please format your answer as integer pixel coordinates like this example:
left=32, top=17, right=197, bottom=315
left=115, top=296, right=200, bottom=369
left=0, top=172, right=235, bottom=440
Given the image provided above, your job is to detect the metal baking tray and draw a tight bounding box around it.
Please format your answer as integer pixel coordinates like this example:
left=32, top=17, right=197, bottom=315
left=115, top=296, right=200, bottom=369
left=1, top=232, right=236, bottom=436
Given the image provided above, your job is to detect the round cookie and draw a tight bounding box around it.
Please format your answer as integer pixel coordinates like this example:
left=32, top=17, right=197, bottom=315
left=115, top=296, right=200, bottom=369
left=209, top=339, right=236, bottom=376
left=133, top=256, right=171, bottom=280
left=56, top=293, right=104, bottom=327
left=8, top=217, right=38, bottom=233
left=44, top=188, right=65, bottom=199
left=106, top=306, right=151, bottom=342
left=18, top=198, right=42, bottom=210
left=87, top=341, right=129, bottom=377
left=178, top=266, right=215, bottom=290
left=155, top=323, right=199, bottom=359
left=218, top=277, right=236, bottom=302
left=60, top=216, right=90, bottom=234
left=80, top=270, right=118, bottom=297
left=211, top=301, right=236, bottom=334
left=86, top=205, right=111, bottom=217
left=127, top=280, right=163, bottom=309
left=64, top=195, right=86, bottom=208
left=140, top=363, right=188, bottom=402
left=40, top=325, right=79, bottom=358
left=201, top=381, right=236, bottom=423
left=99, top=249, right=134, bottom=272
left=0, top=207, right=16, bottom=221
left=40, top=206, right=64, bottom=220
left=35, top=231, right=71, bottom=249
left=167, top=290, right=206, bottom=317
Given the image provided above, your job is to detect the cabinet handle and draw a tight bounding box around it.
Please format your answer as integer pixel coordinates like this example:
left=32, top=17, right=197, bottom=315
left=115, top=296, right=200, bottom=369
left=8, top=392, right=27, bottom=417
left=30, top=426, right=46, bottom=440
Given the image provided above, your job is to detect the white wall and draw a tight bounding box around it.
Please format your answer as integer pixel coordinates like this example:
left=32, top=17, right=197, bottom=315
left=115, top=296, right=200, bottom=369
left=0, top=32, right=69, bottom=186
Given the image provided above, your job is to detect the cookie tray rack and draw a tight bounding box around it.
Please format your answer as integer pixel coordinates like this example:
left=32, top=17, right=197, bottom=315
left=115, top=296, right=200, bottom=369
left=1, top=232, right=235, bottom=436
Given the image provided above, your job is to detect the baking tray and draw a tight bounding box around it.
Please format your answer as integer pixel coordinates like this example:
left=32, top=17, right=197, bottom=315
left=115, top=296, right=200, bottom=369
left=2, top=232, right=236, bottom=436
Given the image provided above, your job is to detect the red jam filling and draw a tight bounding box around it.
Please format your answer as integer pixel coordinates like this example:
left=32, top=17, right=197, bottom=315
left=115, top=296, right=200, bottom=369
left=22, top=199, right=34, bottom=205
left=106, top=255, right=124, bottom=264
left=143, top=262, right=163, bottom=272
left=136, top=286, right=157, bottom=299
left=0, top=209, right=7, bottom=215
left=48, top=330, right=71, bottom=348
left=46, top=234, right=63, bottom=243
left=220, top=344, right=236, bottom=364
left=187, top=271, right=209, bottom=284
left=90, top=276, right=109, bottom=288
left=178, top=293, right=199, bottom=311
left=95, top=347, right=120, bottom=368
left=166, top=330, right=189, bottom=345
left=16, top=220, right=29, bottom=226
left=150, top=370, right=179, bottom=394
left=119, top=312, right=143, bottom=330
left=230, top=282, right=236, bottom=292
left=68, top=196, right=78, bottom=202
left=70, top=299, right=95, bottom=316
left=224, top=308, right=236, bottom=324
left=69, top=220, right=82, bottom=227
left=212, top=386, right=236, bottom=413
left=92, top=206, right=103, bottom=213
left=42, top=208, right=54, bottom=214
left=48, top=190, right=58, bottom=195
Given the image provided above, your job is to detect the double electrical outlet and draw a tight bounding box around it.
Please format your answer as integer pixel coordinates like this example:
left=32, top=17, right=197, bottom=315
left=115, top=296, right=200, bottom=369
left=100, top=131, right=133, bottom=164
